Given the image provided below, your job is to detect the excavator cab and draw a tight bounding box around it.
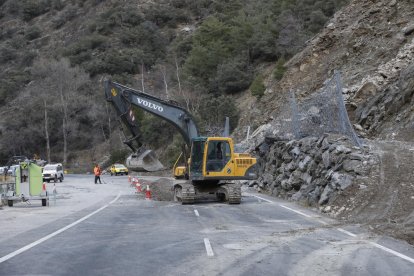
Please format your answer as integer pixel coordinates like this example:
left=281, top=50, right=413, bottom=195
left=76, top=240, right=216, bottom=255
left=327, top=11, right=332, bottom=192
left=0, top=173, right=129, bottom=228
left=189, top=137, right=257, bottom=181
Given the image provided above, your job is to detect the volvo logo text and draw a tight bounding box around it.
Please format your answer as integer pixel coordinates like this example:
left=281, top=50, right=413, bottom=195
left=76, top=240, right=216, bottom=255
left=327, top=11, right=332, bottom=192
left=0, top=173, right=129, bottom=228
left=136, top=97, right=164, bottom=112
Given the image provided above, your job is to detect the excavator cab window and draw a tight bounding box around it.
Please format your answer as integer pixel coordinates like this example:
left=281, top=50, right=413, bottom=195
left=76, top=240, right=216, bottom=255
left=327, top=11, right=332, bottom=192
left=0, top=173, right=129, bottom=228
left=190, top=140, right=205, bottom=176
left=206, top=140, right=231, bottom=172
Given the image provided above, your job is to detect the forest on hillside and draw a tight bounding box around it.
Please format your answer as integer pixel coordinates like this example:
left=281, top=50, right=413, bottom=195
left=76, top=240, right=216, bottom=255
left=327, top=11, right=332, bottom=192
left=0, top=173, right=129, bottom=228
left=0, top=0, right=348, bottom=167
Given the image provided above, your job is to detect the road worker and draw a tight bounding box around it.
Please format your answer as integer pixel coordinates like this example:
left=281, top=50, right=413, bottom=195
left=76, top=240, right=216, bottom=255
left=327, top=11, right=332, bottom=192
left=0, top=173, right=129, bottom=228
left=94, top=164, right=102, bottom=184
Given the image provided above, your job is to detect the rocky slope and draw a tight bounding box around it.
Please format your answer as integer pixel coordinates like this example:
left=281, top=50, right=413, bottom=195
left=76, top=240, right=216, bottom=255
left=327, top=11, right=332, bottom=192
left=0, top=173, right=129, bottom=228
left=241, top=0, right=414, bottom=244
left=237, top=0, right=414, bottom=140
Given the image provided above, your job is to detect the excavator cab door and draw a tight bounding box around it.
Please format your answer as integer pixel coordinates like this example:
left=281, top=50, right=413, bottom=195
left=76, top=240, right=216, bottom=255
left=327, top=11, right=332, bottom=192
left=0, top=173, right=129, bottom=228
left=189, top=138, right=206, bottom=180
left=205, top=140, right=231, bottom=173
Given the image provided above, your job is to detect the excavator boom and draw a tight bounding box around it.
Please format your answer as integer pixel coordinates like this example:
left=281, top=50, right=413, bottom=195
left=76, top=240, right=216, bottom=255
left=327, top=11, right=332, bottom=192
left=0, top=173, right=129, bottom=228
left=105, top=80, right=199, bottom=146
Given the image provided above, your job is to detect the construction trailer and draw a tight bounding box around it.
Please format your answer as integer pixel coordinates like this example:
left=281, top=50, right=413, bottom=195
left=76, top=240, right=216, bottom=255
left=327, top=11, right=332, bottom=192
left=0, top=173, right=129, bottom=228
left=1, top=161, right=49, bottom=207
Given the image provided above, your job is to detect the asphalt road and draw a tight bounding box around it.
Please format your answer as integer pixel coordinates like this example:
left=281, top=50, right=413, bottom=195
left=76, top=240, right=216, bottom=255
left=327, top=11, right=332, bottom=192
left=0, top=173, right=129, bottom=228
left=0, top=174, right=413, bottom=275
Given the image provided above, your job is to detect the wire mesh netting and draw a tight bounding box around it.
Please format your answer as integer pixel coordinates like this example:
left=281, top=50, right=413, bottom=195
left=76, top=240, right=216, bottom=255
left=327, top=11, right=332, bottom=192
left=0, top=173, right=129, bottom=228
left=276, top=71, right=361, bottom=146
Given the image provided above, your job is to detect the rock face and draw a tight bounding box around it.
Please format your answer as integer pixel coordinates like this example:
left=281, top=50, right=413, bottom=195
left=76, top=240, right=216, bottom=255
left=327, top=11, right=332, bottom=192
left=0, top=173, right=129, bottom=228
left=355, top=62, right=414, bottom=142
left=236, top=0, right=414, bottom=145
left=252, top=134, right=374, bottom=206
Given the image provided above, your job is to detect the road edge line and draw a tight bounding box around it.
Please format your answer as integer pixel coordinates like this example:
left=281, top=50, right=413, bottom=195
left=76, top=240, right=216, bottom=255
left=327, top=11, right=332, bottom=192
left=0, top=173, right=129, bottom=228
left=0, top=192, right=122, bottom=264
left=369, top=241, right=414, bottom=264
left=279, top=204, right=312, bottom=218
left=249, top=193, right=414, bottom=264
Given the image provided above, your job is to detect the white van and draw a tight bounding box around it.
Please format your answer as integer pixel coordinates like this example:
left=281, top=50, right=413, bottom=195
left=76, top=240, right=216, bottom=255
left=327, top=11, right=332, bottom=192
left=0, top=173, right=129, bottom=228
left=6, top=165, right=20, bottom=176
left=42, top=163, right=64, bottom=182
left=0, top=166, right=6, bottom=174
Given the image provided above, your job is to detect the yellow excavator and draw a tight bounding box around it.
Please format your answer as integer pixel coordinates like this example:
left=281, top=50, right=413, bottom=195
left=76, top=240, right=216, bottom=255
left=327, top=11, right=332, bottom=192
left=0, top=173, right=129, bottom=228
left=105, top=80, right=257, bottom=204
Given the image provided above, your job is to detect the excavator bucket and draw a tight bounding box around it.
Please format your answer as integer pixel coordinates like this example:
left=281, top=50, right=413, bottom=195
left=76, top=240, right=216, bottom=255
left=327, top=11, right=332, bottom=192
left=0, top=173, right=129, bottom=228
left=126, top=150, right=164, bottom=172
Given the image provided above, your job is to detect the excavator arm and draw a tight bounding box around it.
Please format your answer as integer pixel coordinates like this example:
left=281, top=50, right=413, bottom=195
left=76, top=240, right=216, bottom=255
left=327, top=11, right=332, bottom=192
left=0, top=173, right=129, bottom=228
left=104, top=80, right=199, bottom=147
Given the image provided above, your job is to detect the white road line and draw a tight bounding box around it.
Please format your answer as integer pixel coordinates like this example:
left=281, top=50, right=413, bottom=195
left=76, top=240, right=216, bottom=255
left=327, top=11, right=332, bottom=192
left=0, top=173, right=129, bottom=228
left=279, top=204, right=312, bottom=218
left=204, top=238, right=214, bottom=257
left=250, top=194, right=313, bottom=218
left=337, top=227, right=357, bottom=237
left=110, top=191, right=122, bottom=204
left=338, top=227, right=414, bottom=264
left=0, top=192, right=122, bottom=264
left=250, top=194, right=274, bottom=204
left=194, top=209, right=200, bottom=217
left=249, top=193, right=414, bottom=264
left=369, top=241, right=414, bottom=264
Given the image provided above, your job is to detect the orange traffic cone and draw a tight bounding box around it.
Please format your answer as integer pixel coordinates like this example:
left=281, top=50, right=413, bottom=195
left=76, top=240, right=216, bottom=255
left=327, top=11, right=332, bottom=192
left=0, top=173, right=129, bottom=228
left=145, top=185, right=151, bottom=200
left=42, top=182, right=47, bottom=196
left=135, top=180, right=142, bottom=193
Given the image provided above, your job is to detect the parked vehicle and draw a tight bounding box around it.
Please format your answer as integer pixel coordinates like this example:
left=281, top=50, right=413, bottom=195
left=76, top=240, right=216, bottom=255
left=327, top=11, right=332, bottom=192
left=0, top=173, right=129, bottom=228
left=42, top=163, right=64, bottom=183
left=7, top=165, right=20, bottom=176
left=110, top=164, right=129, bottom=176
left=0, top=166, right=7, bottom=174
left=3, top=161, right=49, bottom=207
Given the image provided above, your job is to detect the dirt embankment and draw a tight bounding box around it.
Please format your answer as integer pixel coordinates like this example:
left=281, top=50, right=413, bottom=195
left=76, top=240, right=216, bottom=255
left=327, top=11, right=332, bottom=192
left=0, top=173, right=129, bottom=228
left=331, top=140, right=414, bottom=245
left=130, top=176, right=176, bottom=201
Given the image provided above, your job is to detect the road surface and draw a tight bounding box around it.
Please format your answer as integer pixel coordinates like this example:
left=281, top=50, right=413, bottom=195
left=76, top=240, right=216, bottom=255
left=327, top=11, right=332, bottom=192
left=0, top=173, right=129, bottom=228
left=0, top=174, right=413, bottom=275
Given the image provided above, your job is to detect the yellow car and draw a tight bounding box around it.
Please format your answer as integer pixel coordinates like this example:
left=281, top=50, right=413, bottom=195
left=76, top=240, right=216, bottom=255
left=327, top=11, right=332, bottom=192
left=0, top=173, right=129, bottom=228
left=110, top=164, right=129, bottom=176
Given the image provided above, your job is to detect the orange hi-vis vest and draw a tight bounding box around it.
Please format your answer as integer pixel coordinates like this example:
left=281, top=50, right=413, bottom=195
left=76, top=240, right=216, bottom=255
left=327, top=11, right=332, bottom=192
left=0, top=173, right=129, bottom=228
left=94, top=166, right=101, bottom=176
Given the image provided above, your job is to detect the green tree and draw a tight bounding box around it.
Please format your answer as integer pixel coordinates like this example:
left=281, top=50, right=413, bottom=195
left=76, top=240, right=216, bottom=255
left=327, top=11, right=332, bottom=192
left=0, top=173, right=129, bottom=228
left=214, top=56, right=253, bottom=94
left=197, top=95, right=240, bottom=134
left=250, top=74, right=266, bottom=98
left=273, top=58, right=287, bottom=81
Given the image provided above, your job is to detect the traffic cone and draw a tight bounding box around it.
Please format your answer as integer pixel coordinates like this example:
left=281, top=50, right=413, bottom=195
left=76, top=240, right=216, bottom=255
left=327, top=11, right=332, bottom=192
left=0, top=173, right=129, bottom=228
left=135, top=180, right=142, bottom=193
left=131, top=177, right=137, bottom=187
left=42, top=182, right=47, bottom=196
left=145, top=185, right=151, bottom=200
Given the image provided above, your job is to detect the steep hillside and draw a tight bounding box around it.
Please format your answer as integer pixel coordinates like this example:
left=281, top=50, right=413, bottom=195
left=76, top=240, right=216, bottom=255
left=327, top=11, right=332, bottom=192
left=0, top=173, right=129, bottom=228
left=245, top=0, right=414, bottom=244
left=247, top=0, right=413, bottom=141
left=0, top=0, right=348, bottom=167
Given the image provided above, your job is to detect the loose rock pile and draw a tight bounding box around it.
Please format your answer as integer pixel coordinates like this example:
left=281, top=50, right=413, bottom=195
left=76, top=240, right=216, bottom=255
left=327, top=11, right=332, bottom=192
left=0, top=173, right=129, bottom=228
left=252, top=134, right=375, bottom=206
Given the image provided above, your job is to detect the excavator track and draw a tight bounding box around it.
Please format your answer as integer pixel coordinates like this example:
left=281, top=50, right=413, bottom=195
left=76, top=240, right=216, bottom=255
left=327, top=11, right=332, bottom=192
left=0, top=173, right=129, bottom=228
left=174, top=182, right=195, bottom=204
left=219, top=183, right=241, bottom=204
left=174, top=182, right=241, bottom=204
